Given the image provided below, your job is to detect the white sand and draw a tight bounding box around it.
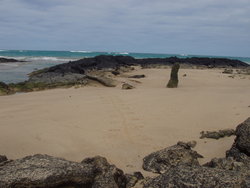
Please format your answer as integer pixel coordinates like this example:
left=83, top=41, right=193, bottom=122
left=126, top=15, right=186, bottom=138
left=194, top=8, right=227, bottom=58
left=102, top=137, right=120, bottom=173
left=0, top=68, right=249, bottom=174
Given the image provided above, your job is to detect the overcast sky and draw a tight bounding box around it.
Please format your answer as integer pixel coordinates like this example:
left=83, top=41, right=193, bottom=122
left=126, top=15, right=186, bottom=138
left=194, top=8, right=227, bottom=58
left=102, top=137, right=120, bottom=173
left=0, top=0, right=249, bottom=56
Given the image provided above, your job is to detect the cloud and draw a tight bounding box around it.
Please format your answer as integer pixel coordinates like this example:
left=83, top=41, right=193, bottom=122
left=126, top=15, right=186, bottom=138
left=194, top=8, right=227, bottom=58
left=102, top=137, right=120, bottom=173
left=0, top=0, right=249, bottom=56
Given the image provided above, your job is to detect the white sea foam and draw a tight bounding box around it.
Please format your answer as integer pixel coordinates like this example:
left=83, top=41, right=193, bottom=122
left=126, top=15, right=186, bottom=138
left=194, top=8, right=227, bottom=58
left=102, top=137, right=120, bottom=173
left=28, top=57, right=70, bottom=61
left=115, top=52, right=129, bottom=55
left=70, top=50, right=92, bottom=53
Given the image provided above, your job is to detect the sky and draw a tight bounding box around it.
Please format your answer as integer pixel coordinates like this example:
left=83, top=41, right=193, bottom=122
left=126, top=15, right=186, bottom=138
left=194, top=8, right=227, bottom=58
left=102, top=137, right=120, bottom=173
left=0, top=0, right=250, bottom=57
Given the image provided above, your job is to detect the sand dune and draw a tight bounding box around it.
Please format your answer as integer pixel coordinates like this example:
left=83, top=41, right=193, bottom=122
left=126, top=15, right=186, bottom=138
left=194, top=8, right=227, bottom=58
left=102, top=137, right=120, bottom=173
left=0, top=68, right=249, bottom=174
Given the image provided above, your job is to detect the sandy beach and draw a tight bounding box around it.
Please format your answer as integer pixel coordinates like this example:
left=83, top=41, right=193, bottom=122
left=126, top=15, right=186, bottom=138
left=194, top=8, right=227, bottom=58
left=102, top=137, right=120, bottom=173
left=0, top=67, right=249, bottom=174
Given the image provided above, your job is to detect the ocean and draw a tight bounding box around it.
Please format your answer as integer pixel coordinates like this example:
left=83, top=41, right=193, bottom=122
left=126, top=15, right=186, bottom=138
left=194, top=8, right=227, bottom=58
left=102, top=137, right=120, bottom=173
left=0, top=50, right=250, bottom=83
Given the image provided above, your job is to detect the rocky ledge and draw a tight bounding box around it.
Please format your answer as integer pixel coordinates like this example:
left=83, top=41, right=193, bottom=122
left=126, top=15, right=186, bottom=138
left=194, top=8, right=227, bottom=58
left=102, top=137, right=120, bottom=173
left=0, top=57, right=25, bottom=63
left=0, top=117, right=249, bottom=187
left=0, top=55, right=249, bottom=95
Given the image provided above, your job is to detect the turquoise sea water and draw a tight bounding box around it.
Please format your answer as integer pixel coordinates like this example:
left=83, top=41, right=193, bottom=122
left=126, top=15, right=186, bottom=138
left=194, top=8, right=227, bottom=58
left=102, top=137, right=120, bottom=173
left=0, top=50, right=250, bottom=83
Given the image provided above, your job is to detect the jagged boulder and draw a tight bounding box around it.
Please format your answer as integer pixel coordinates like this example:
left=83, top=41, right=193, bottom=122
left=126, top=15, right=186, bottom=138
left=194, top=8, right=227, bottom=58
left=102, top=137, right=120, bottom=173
left=125, top=172, right=144, bottom=188
left=166, top=63, right=180, bottom=88
left=143, top=141, right=203, bottom=174
left=232, top=117, right=250, bottom=155
left=143, top=165, right=250, bottom=188
left=81, top=156, right=127, bottom=188
left=0, top=154, right=95, bottom=188
left=0, top=155, right=7, bottom=163
left=204, top=157, right=247, bottom=171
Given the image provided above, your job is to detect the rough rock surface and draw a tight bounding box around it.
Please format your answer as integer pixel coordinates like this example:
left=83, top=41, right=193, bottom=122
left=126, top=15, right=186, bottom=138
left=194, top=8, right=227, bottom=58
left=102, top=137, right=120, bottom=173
left=125, top=172, right=144, bottom=188
left=122, top=83, right=134, bottom=90
left=233, top=117, right=250, bottom=155
left=29, top=72, right=88, bottom=85
left=200, top=129, right=235, bottom=139
left=81, top=156, right=127, bottom=188
left=143, top=141, right=203, bottom=174
left=166, top=63, right=180, bottom=88
left=0, top=155, right=7, bottom=163
left=0, top=154, right=95, bottom=188
left=143, top=165, right=250, bottom=188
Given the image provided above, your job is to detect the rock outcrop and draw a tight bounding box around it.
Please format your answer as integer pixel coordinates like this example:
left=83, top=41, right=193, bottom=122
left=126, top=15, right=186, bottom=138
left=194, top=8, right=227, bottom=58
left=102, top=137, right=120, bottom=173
left=143, top=141, right=203, bottom=174
left=143, top=165, right=250, bottom=188
left=232, top=117, right=250, bottom=155
left=0, top=57, right=25, bottom=63
left=200, top=129, right=235, bottom=139
left=1, top=55, right=249, bottom=95
left=0, top=154, right=142, bottom=188
left=166, top=63, right=180, bottom=88
left=0, top=154, right=95, bottom=188
left=0, top=155, right=7, bottom=163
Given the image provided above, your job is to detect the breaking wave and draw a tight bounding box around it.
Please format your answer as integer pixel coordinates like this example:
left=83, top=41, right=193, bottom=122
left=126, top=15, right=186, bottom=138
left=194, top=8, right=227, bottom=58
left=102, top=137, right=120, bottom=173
left=70, top=50, right=92, bottom=53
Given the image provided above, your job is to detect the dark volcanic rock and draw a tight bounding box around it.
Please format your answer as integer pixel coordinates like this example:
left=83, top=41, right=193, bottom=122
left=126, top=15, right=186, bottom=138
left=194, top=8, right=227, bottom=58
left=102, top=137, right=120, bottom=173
left=0, top=154, right=95, bottom=188
left=233, top=117, right=250, bottom=155
left=0, top=155, right=7, bottom=163
left=136, top=56, right=249, bottom=68
left=29, top=72, right=88, bottom=85
left=125, top=172, right=144, bottom=188
left=143, top=165, right=250, bottom=188
left=200, top=129, right=235, bottom=139
left=128, top=74, right=145, bottom=79
left=0, top=57, right=25, bottom=63
left=44, top=55, right=137, bottom=75
left=143, top=141, right=203, bottom=174
left=29, top=55, right=249, bottom=82
left=204, top=157, right=246, bottom=171
left=23, top=55, right=249, bottom=92
left=81, top=156, right=127, bottom=188
left=166, top=63, right=180, bottom=88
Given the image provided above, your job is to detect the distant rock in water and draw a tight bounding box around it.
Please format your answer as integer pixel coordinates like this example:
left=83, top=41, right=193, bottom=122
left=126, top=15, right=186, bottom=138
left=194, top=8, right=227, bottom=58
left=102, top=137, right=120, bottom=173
left=166, top=63, right=180, bottom=88
left=0, top=57, right=25, bottom=63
